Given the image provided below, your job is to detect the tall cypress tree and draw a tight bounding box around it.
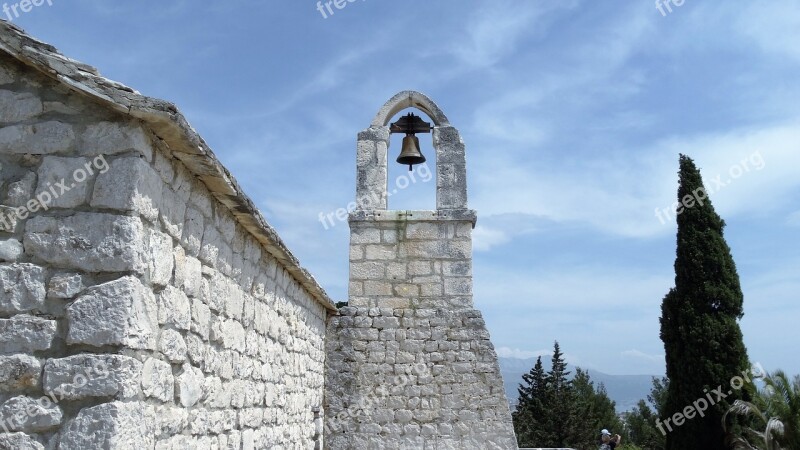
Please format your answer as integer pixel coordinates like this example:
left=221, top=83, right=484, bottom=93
left=660, top=155, right=751, bottom=449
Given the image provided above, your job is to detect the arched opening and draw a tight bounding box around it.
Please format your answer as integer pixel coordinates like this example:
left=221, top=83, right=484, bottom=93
left=386, top=108, right=437, bottom=211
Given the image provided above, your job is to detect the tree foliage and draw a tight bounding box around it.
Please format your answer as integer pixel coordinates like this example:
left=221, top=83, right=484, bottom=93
left=724, top=370, right=800, bottom=450
left=660, top=155, right=752, bottom=449
left=625, top=377, right=668, bottom=450
left=513, top=341, right=624, bottom=448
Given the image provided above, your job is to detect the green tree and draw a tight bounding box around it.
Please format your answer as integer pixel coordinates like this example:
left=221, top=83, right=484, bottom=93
left=659, top=155, right=752, bottom=450
left=724, top=370, right=800, bottom=450
left=627, top=399, right=665, bottom=450
left=544, top=341, right=574, bottom=446
left=570, top=368, right=623, bottom=448
left=513, top=356, right=550, bottom=446
left=627, top=376, right=668, bottom=450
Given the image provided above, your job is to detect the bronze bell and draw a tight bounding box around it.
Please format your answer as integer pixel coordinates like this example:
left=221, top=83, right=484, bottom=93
left=396, top=135, right=426, bottom=171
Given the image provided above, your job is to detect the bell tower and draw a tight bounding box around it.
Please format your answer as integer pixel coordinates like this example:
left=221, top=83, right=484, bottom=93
left=324, top=91, right=517, bottom=449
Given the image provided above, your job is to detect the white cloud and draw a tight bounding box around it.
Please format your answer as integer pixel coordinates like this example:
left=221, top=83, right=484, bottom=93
left=473, top=225, right=511, bottom=252
left=469, top=121, right=800, bottom=239
left=495, top=347, right=549, bottom=360
left=621, top=349, right=664, bottom=364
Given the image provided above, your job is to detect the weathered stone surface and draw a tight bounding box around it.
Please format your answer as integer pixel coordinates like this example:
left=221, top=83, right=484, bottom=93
left=0, top=239, right=23, bottom=262
left=184, top=256, right=203, bottom=298
left=148, top=229, right=173, bottom=287
left=47, top=273, right=84, bottom=299
left=176, top=363, right=204, bottom=408
left=190, top=298, right=211, bottom=340
left=0, top=354, right=41, bottom=391
left=0, top=264, right=45, bottom=314
left=158, top=285, right=190, bottom=330
left=141, top=358, right=174, bottom=402
left=0, top=315, right=56, bottom=354
left=59, top=401, right=155, bottom=450
left=80, top=121, right=153, bottom=161
left=0, top=432, right=44, bottom=450
left=66, top=276, right=157, bottom=350
left=4, top=172, right=36, bottom=207
left=0, top=121, right=74, bottom=154
left=43, top=354, right=142, bottom=400
left=0, top=90, right=42, bottom=122
left=34, top=156, right=91, bottom=208
left=24, top=213, right=147, bottom=274
left=0, top=65, right=14, bottom=84
left=159, top=329, right=187, bottom=363
left=180, top=207, right=204, bottom=258
left=91, top=156, right=162, bottom=222
left=0, top=395, right=62, bottom=432
left=0, top=206, right=19, bottom=233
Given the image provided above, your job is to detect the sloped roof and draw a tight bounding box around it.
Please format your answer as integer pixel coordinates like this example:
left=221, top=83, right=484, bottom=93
left=0, top=20, right=336, bottom=311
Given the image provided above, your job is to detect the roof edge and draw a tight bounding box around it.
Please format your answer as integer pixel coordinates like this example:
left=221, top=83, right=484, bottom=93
left=0, top=20, right=337, bottom=312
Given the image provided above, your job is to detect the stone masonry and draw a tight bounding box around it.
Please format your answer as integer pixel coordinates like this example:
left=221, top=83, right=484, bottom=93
left=0, top=21, right=336, bottom=449
left=324, top=92, right=518, bottom=449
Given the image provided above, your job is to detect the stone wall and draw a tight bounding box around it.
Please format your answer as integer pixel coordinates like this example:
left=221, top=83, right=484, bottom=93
left=325, top=215, right=517, bottom=449
left=0, top=48, right=330, bottom=449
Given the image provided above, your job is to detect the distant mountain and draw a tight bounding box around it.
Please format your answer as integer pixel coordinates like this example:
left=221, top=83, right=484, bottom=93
left=498, top=357, right=659, bottom=413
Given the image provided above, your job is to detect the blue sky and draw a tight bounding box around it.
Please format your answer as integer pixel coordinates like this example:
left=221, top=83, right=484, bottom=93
left=11, top=0, right=799, bottom=376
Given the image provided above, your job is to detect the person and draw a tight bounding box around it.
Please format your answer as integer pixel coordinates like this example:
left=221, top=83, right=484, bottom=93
left=599, top=428, right=622, bottom=450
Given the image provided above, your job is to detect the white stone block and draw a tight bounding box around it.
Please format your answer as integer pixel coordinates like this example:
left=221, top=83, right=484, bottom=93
left=43, top=354, right=142, bottom=400
left=0, top=315, right=56, bottom=353
left=47, top=273, right=84, bottom=299
left=0, top=263, right=46, bottom=314
left=0, top=432, right=44, bottom=450
left=148, top=229, right=173, bottom=287
left=80, top=121, right=153, bottom=161
left=191, top=298, right=211, bottom=340
left=158, top=285, right=191, bottom=331
left=159, top=186, right=186, bottom=240
left=91, top=156, right=162, bottom=222
left=4, top=172, right=35, bottom=207
left=175, top=363, right=204, bottom=408
left=0, top=121, right=74, bottom=154
left=0, top=395, right=62, bottom=432
left=0, top=354, right=41, bottom=391
left=0, top=90, right=42, bottom=122
left=59, top=401, right=155, bottom=450
left=24, top=213, right=147, bottom=274
left=159, top=329, right=187, bottom=363
left=35, top=156, right=91, bottom=208
left=66, top=276, right=157, bottom=350
left=182, top=206, right=204, bottom=257
left=0, top=206, right=19, bottom=233
left=141, top=358, right=174, bottom=402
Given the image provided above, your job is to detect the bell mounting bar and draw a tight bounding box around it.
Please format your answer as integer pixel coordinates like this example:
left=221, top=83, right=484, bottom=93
left=390, top=113, right=432, bottom=135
